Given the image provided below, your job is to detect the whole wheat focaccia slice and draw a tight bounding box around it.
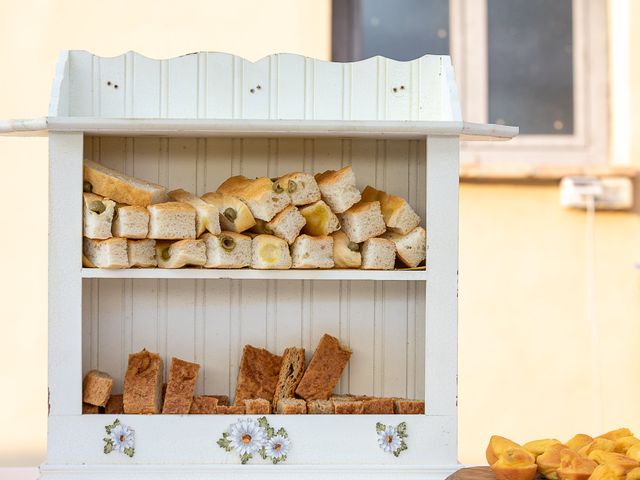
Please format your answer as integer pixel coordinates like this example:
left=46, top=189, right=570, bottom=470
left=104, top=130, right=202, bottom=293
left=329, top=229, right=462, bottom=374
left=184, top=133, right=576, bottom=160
left=82, top=370, right=113, bottom=407
left=84, top=160, right=168, bottom=206
left=381, top=226, right=426, bottom=268
left=112, top=204, right=149, bottom=239
left=251, top=205, right=306, bottom=245
left=274, top=172, right=321, bottom=206
left=201, top=232, right=251, bottom=268
left=83, top=192, right=116, bottom=239
left=156, top=239, right=206, bottom=268
left=217, top=175, right=290, bottom=222
left=315, top=166, right=361, bottom=213
left=123, top=349, right=164, bottom=414
left=201, top=192, right=256, bottom=233
left=295, top=334, right=352, bottom=401
left=168, top=188, right=221, bottom=236
left=162, top=357, right=200, bottom=414
left=234, top=345, right=283, bottom=406
left=361, top=185, right=421, bottom=235
left=83, top=237, right=129, bottom=269
left=272, top=347, right=305, bottom=409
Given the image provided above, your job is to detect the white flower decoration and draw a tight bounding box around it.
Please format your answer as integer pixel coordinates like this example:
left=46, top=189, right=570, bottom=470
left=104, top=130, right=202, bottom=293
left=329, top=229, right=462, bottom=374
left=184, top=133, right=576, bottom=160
left=377, top=425, right=401, bottom=453
left=266, top=434, right=291, bottom=460
left=110, top=423, right=135, bottom=453
left=103, top=419, right=135, bottom=457
left=375, top=421, right=408, bottom=457
left=228, top=418, right=267, bottom=457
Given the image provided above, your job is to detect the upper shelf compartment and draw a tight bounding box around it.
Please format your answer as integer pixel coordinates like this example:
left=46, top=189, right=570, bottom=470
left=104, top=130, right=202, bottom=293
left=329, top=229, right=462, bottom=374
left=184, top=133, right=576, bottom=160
left=1, top=51, right=517, bottom=140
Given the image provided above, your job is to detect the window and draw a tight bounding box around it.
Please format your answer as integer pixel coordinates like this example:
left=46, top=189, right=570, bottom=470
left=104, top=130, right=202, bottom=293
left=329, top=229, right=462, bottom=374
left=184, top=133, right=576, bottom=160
left=332, top=0, right=609, bottom=168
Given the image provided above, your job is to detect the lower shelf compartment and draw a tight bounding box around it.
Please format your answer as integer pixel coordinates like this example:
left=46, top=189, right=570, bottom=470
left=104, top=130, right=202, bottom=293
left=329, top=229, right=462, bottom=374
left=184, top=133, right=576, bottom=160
left=47, top=414, right=456, bottom=467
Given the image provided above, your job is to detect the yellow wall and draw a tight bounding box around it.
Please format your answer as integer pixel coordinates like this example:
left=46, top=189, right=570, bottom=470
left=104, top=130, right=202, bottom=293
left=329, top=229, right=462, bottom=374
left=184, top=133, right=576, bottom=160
left=1, top=0, right=639, bottom=468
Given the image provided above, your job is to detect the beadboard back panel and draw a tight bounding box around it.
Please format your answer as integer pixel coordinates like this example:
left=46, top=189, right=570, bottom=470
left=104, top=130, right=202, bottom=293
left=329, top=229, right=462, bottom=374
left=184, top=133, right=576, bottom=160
left=81, top=135, right=426, bottom=400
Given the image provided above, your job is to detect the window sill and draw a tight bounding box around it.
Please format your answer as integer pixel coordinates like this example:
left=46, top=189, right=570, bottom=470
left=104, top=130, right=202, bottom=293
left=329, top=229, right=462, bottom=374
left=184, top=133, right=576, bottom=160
left=459, top=163, right=638, bottom=184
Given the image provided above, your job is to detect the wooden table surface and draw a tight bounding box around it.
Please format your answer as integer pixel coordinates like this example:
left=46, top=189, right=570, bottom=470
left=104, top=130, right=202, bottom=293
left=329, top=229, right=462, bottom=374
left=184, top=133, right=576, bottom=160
left=446, top=467, right=496, bottom=480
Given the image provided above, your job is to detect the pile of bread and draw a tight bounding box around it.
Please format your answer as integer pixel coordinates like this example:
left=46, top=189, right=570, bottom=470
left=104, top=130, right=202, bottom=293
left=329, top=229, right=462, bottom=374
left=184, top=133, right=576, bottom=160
left=486, top=429, right=640, bottom=480
left=82, top=160, right=426, bottom=270
left=82, top=333, right=424, bottom=415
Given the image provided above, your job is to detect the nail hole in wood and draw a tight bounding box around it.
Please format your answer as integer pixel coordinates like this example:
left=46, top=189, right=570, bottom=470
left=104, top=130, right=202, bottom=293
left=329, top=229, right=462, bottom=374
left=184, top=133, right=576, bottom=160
left=250, top=88, right=255, bottom=94
left=114, top=84, right=119, bottom=89
left=256, top=85, right=262, bottom=90
left=107, top=81, right=112, bottom=86
left=400, top=85, right=405, bottom=90
left=392, top=87, right=398, bottom=93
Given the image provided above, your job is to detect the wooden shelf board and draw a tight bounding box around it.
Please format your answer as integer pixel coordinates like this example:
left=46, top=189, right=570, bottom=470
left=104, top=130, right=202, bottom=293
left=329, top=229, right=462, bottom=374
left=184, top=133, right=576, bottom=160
left=81, top=267, right=427, bottom=281
left=1, top=117, right=518, bottom=141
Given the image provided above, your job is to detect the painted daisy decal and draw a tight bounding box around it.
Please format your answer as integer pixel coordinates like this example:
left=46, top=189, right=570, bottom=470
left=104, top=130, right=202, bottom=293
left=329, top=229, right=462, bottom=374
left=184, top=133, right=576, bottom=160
left=218, top=417, right=291, bottom=464
left=376, top=421, right=408, bottom=457
left=103, top=419, right=135, bottom=457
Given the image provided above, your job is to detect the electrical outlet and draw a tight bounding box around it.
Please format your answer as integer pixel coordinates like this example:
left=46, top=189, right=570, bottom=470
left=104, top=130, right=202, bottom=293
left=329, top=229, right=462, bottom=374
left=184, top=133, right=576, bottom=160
left=560, top=176, right=633, bottom=210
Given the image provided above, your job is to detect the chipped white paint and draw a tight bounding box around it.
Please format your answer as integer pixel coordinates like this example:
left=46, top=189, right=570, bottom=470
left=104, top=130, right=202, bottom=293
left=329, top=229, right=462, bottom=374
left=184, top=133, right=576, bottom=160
left=3, top=50, right=518, bottom=479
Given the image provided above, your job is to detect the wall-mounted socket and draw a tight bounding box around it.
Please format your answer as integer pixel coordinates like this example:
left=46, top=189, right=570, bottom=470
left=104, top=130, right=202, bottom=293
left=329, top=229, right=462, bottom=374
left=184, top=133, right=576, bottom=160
left=560, top=176, right=634, bottom=210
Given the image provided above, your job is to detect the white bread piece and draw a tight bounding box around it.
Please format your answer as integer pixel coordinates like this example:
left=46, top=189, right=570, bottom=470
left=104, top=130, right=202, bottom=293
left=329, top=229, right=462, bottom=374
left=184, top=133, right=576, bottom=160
left=331, top=231, right=361, bottom=268
left=299, top=200, right=341, bottom=236
left=83, top=192, right=115, bottom=239
left=275, top=172, right=321, bottom=206
left=361, top=186, right=420, bottom=235
left=314, top=166, right=361, bottom=213
left=83, top=160, right=168, bottom=206
left=112, top=205, right=149, bottom=239
left=83, top=237, right=129, bottom=269
left=338, top=201, right=387, bottom=243
left=201, top=232, right=251, bottom=268
left=201, top=192, right=255, bottom=233
left=360, top=237, right=396, bottom=270
left=127, top=239, right=157, bottom=267
left=168, top=188, right=221, bottom=237
left=252, top=205, right=306, bottom=245
left=147, top=202, right=196, bottom=240
left=155, top=239, right=206, bottom=268
left=291, top=235, right=334, bottom=269
left=251, top=234, right=292, bottom=269
left=217, top=176, right=290, bottom=221
left=382, top=226, right=426, bottom=268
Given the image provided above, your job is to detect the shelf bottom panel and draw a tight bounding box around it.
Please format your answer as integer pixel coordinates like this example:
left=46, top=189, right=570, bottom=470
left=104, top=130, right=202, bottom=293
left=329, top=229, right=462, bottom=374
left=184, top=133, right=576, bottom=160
left=40, top=463, right=461, bottom=480
left=47, top=414, right=455, bottom=467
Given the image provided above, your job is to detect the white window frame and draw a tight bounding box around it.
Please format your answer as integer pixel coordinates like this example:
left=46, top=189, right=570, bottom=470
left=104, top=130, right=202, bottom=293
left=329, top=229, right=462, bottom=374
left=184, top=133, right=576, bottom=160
left=450, top=0, right=609, bottom=167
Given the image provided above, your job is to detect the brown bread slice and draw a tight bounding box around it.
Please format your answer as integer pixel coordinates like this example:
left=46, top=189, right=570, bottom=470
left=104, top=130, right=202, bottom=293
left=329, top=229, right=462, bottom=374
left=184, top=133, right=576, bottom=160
left=363, top=397, right=395, bottom=414
left=244, top=398, right=272, bottom=414
left=162, top=357, right=200, bottom=414
left=394, top=399, right=425, bottom=414
left=209, top=394, right=229, bottom=406
left=276, top=398, right=307, bottom=414
left=216, top=405, right=246, bottom=414
left=123, top=349, right=164, bottom=414
left=335, top=400, right=364, bottom=414
left=190, top=396, right=219, bottom=414
left=295, top=334, right=352, bottom=401
left=82, top=403, right=102, bottom=414
left=82, top=370, right=113, bottom=407
left=234, top=345, right=283, bottom=406
left=307, top=399, right=335, bottom=414
left=105, top=394, right=124, bottom=414
left=272, top=347, right=305, bottom=409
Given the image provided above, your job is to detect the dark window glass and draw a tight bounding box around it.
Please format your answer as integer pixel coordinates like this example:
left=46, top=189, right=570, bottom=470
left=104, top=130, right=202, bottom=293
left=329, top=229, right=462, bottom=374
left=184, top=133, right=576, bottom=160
left=358, top=0, right=450, bottom=60
left=488, top=0, right=574, bottom=134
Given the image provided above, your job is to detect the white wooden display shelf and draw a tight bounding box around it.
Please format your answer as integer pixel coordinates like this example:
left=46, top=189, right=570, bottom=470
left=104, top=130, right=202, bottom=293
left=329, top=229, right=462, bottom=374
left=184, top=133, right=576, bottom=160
left=1, top=50, right=516, bottom=480
left=81, top=267, right=427, bottom=281
left=0, top=117, right=517, bottom=140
